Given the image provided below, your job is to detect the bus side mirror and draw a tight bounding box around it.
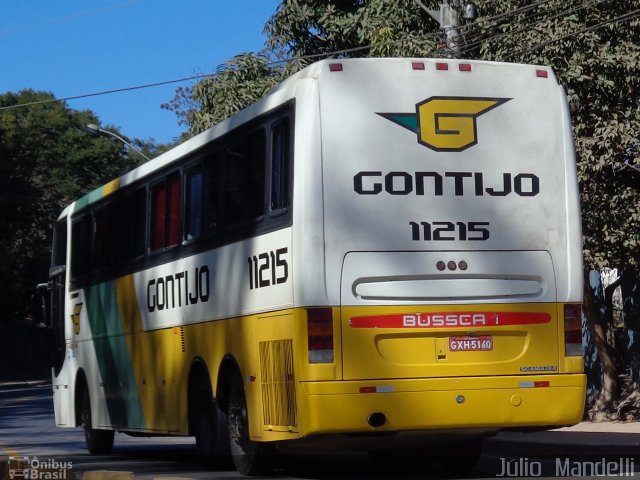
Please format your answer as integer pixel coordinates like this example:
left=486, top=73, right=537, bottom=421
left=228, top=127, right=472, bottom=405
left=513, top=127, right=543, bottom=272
left=35, top=282, right=51, bottom=328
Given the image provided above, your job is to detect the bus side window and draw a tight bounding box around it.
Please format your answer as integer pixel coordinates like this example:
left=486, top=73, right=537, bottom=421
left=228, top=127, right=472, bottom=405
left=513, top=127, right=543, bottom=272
left=52, top=220, right=67, bottom=269
left=93, top=208, right=109, bottom=270
left=184, top=164, right=204, bottom=242
left=118, top=187, right=147, bottom=261
left=223, top=129, right=266, bottom=227
left=271, top=118, right=290, bottom=213
left=151, top=172, right=181, bottom=251
left=205, top=152, right=221, bottom=235
left=132, top=187, right=147, bottom=258
left=151, top=181, right=166, bottom=250
left=71, top=215, right=91, bottom=278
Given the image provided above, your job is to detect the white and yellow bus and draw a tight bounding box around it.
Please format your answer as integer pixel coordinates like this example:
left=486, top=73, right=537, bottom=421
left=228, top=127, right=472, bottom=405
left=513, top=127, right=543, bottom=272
left=42, top=58, right=585, bottom=475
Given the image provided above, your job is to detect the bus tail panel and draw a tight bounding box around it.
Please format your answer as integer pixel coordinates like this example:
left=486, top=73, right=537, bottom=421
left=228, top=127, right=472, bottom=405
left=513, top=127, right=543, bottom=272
left=340, top=250, right=561, bottom=381
left=299, top=374, right=586, bottom=436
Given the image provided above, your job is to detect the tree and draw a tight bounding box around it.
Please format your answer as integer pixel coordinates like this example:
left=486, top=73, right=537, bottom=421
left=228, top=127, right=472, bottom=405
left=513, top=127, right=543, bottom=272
left=0, top=90, right=143, bottom=325
left=161, top=54, right=284, bottom=134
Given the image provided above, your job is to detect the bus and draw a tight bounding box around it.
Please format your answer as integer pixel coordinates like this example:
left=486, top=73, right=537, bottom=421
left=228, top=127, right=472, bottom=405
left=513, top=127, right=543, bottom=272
left=41, top=58, right=585, bottom=475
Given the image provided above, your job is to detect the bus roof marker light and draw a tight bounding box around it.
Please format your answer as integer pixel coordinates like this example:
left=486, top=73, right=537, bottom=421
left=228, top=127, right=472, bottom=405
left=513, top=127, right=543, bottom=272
left=536, top=69, right=548, bottom=78
left=459, top=63, right=472, bottom=72
left=329, top=63, right=343, bottom=72
left=412, top=62, right=425, bottom=70
left=436, top=63, right=449, bottom=71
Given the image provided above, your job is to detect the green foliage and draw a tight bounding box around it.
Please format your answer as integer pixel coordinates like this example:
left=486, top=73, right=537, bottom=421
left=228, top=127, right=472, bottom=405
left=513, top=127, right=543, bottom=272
left=0, top=90, right=141, bottom=321
left=167, top=0, right=640, bottom=269
left=163, top=54, right=284, bottom=134
left=466, top=0, right=640, bottom=269
left=265, top=0, right=440, bottom=59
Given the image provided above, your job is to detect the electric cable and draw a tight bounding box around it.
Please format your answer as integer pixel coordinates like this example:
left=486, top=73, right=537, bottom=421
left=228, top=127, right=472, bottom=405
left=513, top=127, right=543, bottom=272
left=500, top=8, right=640, bottom=61
left=1, top=1, right=637, bottom=113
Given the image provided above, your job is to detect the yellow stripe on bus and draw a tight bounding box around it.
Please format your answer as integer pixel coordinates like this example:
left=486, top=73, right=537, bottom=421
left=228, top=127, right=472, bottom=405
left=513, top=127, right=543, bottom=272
left=115, top=275, right=185, bottom=432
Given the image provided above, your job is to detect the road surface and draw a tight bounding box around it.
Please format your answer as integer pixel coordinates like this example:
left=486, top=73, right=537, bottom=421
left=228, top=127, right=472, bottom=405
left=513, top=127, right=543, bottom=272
left=1, top=384, right=638, bottom=479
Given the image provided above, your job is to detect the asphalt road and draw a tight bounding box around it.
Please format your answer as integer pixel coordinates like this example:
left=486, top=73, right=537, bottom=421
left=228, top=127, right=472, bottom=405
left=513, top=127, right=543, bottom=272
left=1, top=384, right=638, bottom=479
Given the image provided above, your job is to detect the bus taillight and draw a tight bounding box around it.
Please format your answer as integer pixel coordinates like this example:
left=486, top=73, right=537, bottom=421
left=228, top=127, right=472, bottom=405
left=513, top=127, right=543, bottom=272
left=307, top=308, right=334, bottom=363
left=563, top=304, right=583, bottom=356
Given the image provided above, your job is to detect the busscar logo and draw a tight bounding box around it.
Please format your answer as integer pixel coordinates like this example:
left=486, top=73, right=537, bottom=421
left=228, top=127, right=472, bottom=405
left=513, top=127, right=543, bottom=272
left=378, top=96, right=511, bottom=152
left=71, top=303, right=82, bottom=335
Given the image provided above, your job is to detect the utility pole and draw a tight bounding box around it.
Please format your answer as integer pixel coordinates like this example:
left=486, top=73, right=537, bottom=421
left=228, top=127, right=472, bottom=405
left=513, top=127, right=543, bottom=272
left=414, top=0, right=476, bottom=58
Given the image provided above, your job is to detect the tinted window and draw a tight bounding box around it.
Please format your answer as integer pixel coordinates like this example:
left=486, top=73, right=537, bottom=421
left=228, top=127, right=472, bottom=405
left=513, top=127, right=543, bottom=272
left=51, top=220, right=67, bottom=268
left=151, top=172, right=181, bottom=251
left=271, top=119, right=290, bottom=212
left=223, top=130, right=266, bottom=227
left=71, top=216, right=91, bottom=277
left=185, top=164, right=204, bottom=241
left=94, top=208, right=109, bottom=269
left=132, top=187, right=147, bottom=257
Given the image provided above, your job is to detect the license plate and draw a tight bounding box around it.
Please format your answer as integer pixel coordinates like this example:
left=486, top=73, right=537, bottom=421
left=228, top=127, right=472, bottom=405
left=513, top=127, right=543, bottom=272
left=449, top=336, right=493, bottom=351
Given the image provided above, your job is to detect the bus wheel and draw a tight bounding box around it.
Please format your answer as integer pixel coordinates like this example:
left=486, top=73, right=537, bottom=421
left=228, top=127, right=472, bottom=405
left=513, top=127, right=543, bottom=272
left=79, top=388, right=114, bottom=454
left=228, top=378, right=274, bottom=475
left=194, top=389, right=230, bottom=468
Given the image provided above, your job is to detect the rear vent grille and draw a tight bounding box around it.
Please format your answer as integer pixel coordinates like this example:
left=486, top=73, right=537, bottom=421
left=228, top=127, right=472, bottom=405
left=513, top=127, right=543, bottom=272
left=259, top=339, right=297, bottom=429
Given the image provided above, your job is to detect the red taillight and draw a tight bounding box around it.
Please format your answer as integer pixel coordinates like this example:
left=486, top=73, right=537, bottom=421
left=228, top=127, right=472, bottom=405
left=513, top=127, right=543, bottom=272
left=564, top=304, right=583, bottom=356
left=307, top=308, right=334, bottom=363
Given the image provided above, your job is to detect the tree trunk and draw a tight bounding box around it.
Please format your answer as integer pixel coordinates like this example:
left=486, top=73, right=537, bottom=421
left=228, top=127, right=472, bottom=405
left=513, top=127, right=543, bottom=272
left=583, top=271, right=617, bottom=417
left=621, top=269, right=640, bottom=385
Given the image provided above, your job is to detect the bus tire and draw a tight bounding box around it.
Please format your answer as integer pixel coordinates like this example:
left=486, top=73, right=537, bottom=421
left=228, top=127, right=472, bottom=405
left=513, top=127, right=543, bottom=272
left=194, top=388, right=230, bottom=468
left=228, top=377, right=274, bottom=476
left=79, top=388, right=114, bottom=454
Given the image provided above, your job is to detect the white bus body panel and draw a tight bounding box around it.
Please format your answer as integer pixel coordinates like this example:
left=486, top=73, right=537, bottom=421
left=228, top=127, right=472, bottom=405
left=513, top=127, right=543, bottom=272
left=307, top=58, right=582, bottom=306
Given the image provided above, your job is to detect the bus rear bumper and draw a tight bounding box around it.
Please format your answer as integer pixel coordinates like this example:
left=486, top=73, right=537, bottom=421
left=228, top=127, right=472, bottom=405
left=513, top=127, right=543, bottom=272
left=297, top=374, right=586, bottom=437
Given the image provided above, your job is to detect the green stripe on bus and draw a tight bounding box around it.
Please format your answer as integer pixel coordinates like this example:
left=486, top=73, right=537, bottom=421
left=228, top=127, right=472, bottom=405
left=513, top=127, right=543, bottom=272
left=85, top=282, right=146, bottom=429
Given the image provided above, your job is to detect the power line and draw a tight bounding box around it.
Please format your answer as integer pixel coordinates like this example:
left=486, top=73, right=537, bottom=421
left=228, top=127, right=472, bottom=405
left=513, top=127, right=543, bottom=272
left=0, top=0, right=142, bottom=36
left=453, top=0, right=555, bottom=37
left=500, top=8, right=640, bottom=61
left=456, top=0, right=607, bottom=58
left=0, top=32, right=442, bottom=113
left=0, top=72, right=223, bottom=111
left=1, top=1, right=637, bottom=113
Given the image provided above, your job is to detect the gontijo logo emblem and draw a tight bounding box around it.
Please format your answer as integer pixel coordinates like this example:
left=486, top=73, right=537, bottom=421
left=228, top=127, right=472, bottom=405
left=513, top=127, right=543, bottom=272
left=378, top=96, right=511, bottom=152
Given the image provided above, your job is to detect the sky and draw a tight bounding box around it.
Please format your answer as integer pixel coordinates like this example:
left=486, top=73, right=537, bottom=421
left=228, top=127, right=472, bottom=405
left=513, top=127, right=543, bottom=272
left=0, top=0, right=281, bottom=144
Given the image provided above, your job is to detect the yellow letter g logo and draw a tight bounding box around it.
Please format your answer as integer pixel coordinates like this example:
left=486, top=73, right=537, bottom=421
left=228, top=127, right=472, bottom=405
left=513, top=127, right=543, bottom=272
left=417, top=97, right=510, bottom=151
left=378, top=96, right=511, bottom=153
